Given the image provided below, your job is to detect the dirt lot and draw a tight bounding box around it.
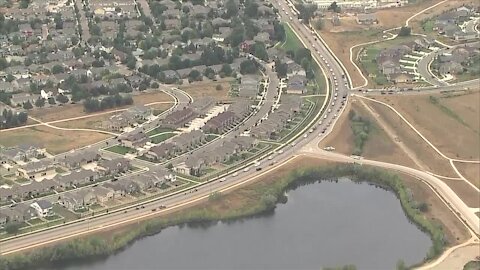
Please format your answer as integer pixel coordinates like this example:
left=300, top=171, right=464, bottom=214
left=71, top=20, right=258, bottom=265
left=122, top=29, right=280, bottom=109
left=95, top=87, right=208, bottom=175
left=53, top=114, right=113, bottom=130
left=361, top=98, right=458, bottom=177
left=454, top=162, right=480, bottom=189
left=375, top=92, right=480, bottom=160
left=0, top=126, right=109, bottom=154
left=179, top=79, right=233, bottom=101
left=131, top=91, right=173, bottom=105
left=320, top=100, right=419, bottom=169
left=441, top=179, right=479, bottom=208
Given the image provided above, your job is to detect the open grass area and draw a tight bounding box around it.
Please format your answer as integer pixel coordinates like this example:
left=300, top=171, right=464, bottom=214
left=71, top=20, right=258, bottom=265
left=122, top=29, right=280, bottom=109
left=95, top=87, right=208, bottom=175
left=0, top=126, right=110, bottom=155
left=146, top=127, right=175, bottom=137
left=150, top=133, right=176, bottom=144
left=179, top=79, right=233, bottom=101
left=279, top=22, right=304, bottom=51
left=105, top=145, right=134, bottom=155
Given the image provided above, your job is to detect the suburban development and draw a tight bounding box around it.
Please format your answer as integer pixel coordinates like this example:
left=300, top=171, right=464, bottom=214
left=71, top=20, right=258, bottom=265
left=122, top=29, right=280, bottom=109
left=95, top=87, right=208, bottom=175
left=0, top=0, right=478, bottom=269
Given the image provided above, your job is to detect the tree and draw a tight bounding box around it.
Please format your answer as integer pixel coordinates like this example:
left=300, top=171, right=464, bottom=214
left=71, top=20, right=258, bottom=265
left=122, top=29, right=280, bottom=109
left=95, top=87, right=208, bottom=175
left=51, top=64, right=64, bottom=74
left=250, top=42, right=268, bottom=61
left=150, top=82, right=159, bottom=88
left=220, top=64, right=232, bottom=77
left=225, top=0, right=238, bottom=18
left=35, top=97, right=45, bottom=108
left=126, top=54, right=137, bottom=70
left=314, top=19, right=324, bottom=30
left=244, top=0, right=259, bottom=18
left=166, top=163, right=174, bottom=170
left=204, top=67, right=216, bottom=80
left=23, top=101, right=33, bottom=110
left=188, top=70, right=202, bottom=82
left=327, top=2, right=341, bottom=13
left=215, top=84, right=223, bottom=91
left=56, top=94, right=69, bottom=104
left=5, top=223, right=21, bottom=235
left=398, top=26, right=411, bottom=37
left=275, top=61, right=288, bottom=77
left=297, top=4, right=317, bottom=23
left=240, top=59, right=258, bottom=74
left=396, top=260, right=406, bottom=270
left=48, top=97, right=56, bottom=105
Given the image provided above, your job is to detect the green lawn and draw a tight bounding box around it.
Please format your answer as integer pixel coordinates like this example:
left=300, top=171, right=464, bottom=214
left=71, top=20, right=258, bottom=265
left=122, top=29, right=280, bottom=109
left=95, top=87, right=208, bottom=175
left=150, top=132, right=176, bottom=144
left=279, top=23, right=303, bottom=51
left=105, top=145, right=134, bottom=155
left=146, top=127, right=175, bottom=137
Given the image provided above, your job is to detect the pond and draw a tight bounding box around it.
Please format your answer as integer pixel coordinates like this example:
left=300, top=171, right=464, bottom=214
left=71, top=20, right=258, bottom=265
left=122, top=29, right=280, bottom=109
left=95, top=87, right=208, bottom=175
left=49, top=178, right=432, bottom=270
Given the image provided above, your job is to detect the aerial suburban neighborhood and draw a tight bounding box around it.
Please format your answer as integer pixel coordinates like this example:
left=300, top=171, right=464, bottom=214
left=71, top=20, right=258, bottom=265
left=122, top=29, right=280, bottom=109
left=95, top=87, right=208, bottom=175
left=0, top=0, right=478, bottom=269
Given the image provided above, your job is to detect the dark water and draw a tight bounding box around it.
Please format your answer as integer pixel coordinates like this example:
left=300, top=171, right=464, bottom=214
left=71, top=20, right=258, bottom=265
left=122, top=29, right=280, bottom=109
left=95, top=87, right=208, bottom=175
left=51, top=179, right=431, bottom=270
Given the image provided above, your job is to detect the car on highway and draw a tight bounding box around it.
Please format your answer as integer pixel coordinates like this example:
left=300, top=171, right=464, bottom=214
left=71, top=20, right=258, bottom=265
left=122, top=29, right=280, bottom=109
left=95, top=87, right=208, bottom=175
left=243, top=167, right=250, bottom=172
left=219, top=177, right=226, bottom=182
left=232, top=172, right=239, bottom=177
left=278, top=150, right=284, bottom=154
left=303, top=134, right=308, bottom=138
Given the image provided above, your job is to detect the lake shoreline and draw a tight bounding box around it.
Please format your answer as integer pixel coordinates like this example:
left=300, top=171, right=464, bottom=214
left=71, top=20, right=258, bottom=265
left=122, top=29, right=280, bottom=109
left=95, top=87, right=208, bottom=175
left=0, top=164, right=446, bottom=270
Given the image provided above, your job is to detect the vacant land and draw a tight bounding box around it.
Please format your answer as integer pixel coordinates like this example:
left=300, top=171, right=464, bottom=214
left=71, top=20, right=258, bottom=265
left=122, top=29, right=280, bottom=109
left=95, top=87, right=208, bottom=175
left=319, top=100, right=418, bottom=168
left=179, top=79, right=233, bottom=101
left=440, top=179, right=479, bottom=208
left=375, top=92, right=480, bottom=160
left=364, top=98, right=458, bottom=177
left=454, top=162, right=480, bottom=189
left=30, top=91, right=173, bottom=123
left=53, top=114, right=112, bottom=130
left=131, top=91, right=173, bottom=105
left=0, top=126, right=109, bottom=154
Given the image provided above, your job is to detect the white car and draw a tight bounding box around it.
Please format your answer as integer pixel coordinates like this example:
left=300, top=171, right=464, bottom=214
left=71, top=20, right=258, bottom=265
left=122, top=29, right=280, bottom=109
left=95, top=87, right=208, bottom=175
left=232, top=172, right=239, bottom=177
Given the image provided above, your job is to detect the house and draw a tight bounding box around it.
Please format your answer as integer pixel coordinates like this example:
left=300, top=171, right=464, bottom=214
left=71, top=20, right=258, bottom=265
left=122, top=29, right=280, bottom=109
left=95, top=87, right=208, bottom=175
left=3, top=203, right=37, bottom=223
left=10, top=93, right=39, bottom=107
left=0, top=144, right=46, bottom=163
left=356, top=13, right=377, bottom=25
left=60, top=189, right=97, bottom=211
left=162, top=107, right=197, bottom=128
left=55, top=169, right=99, bottom=188
left=92, top=186, right=114, bottom=203
left=439, top=62, right=463, bottom=75
left=97, top=158, right=131, bottom=176
left=120, top=131, right=149, bottom=148
left=17, top=160, right=56, bottom=180
left=57, top=150, right=100, bottom=169
left=286, top=75, right=308, bottom=95
left=170, top=130, right=205, bottom=152
left=30, top=200, right=53, bottom=218
left=145, top=143, right=175, bottom=160
left=203, top=111, right=236, bottom=134
left=191, top=97, right=216, bottom=116
left=227, top=100, right=252, bottom=119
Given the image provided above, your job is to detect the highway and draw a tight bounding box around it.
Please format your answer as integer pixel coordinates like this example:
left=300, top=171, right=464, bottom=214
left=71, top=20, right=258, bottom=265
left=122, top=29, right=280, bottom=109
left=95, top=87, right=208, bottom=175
left=1, top=2, right=478, bottom=266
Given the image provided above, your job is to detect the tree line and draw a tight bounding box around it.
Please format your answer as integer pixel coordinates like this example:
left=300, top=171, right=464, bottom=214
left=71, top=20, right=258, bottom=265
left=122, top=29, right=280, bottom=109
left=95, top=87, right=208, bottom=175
left=83, top=94, right=133, bottom=113
left=0, top=109, right=28, bottom=129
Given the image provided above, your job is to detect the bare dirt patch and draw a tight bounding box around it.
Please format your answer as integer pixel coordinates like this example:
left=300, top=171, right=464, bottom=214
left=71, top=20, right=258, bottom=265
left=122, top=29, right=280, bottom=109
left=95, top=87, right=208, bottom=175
left=319, top=101, right=355, bottom=154
left=131, top=91, right=173, bottom=105
left=179, top=79, right=233, bottom=101
left=0, top=126, right=109, bottom=154
left=320, top=99, right=419, bottom=168
left=441, top=179, right=479, bottom=208
left=363, top=98, right=458, bottom=177
left=374, top=93, right=480, bottom=160
left=454, top=162, right=480, bottom=189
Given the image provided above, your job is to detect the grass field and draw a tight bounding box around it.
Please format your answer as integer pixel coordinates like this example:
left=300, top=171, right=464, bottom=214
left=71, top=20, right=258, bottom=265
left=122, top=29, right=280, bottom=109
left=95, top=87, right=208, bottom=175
left=376, top=91, right=480, bottom=160
left=279, top=22, right=304, bottom=51
left=179, top=79, right=233, bottom=101
left=150, top=133, right=176, bottom=144
left=146, top=127, right=175, bottom=137
left=0, top=126, right=109, bottom=154
left=105, top=145, right=134, bottom=155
